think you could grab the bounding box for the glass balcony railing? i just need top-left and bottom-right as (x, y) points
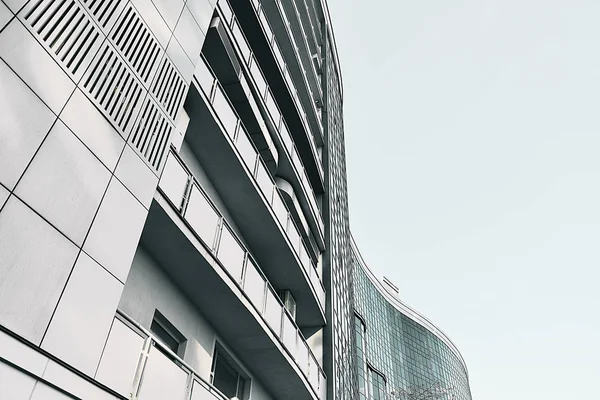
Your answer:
(96, 313), (327, 400)
(218, 2), (325, 237)
(220, 0), (324, 173)
(157, 149), (326, 396)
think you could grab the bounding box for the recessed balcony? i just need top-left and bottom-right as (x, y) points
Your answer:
(202, 15), (325, 250)
(182, 67), (326, 320)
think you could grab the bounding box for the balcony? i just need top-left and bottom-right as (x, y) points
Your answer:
(95, 313), (327, 400)
(227, 0), (325, 186)
(202, 14), (325, 250)
(177, 73), (326, 321)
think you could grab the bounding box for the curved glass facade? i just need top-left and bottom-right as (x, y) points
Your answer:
(351, 239), (472, 400)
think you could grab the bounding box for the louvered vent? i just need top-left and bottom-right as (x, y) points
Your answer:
(80, 0), (122, 31)
(129, 98), (173, 171)
(82, 43), (144, 134)
(151, 57), (187, 121)
(23, 0), (101, 77)
(109, 4), (162, 85)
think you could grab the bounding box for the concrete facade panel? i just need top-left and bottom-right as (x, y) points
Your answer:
(167, 35), (195, 82)
(2, 0), (26, 14)
(0, 330), (49, 376)
(0, 184), (8, 209)
(131, 0), (172, 49)
(29, 382), (71, 400)
(0, 197), (78, 344)
(42, 360), (117, 400)
(15, 120), (112, 246)
(0, 1), (13, 32)
(41, 253), (124, 376)
(0, 59), (56, 190)
(0, 361), (36, 400)
(115, 144), (159, 210)
(59, 89), (126, 172)
(83, 178), (148, 283)
(0, 20), (75, 115)
(150, 0), (185, 31)
(186, 0), (214, 36)
(174, 6), (204, 64)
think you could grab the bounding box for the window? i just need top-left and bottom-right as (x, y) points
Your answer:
(368, 367), (386, 400)
(211, 346), (247, 400)
(150, 310), (186, 357)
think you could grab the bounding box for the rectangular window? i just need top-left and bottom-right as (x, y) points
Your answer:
(211, 346), (247, 400)
(150, 310), (186, 357)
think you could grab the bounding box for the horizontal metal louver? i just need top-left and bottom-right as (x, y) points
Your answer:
(23, 0), (101, 77)
(82, 43), (144, 134)
(109, 4), (162, 85)
(129, 98), (173, 172)
(80, 0), (121, 31)
(151, 57), (187, 121)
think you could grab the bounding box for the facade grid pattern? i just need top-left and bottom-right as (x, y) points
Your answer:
(352, 252), (472, 400)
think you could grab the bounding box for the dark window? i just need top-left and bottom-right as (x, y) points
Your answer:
(211, 347), (246, 399)
(150, 310), (185, 356)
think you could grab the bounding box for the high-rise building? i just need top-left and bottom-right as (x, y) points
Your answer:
(0, 0), (472, 399)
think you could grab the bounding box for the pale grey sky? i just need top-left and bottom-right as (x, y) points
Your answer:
(327, 0), (600, 398)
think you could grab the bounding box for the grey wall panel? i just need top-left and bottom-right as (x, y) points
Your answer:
(186, 0), (214, 36)
(0, 185), (8, 209)
(41, 253), (124, 376)
(115, 144), (160, 210)
(151, 0), (185, 31)
(0, 361), (36, 400)
(0, 330), (49, 376)
(42, 360), (117, 400)
(0, 1), (13, 31)
(173, 6), (204, 64)
(119, 247), (216, 379)
(15, 121), (112, 246)
(60, 89), (126, 172)
(83, 178), (148, 283)
(3, 0), (26, 14)
(29, 382), (71, 400)
(131, 0), (172, 49)
(166, 36), (195, 82)
(0, 197), (78, 344)
(0, 20), (75, 115)
(0, 59), (56, 190)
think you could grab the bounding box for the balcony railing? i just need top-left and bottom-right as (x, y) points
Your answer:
(156, 149), (325, 397)
(220, 0), (324, 167)
(217, 6), (325, 237)
(194, 56), (326, 307)
(96, 313), (327, 400)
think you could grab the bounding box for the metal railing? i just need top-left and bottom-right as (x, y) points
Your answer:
(220, 0), (324, 171)
(219, 0), (325, 229)
(194, 55), (326, 307)
(95, 313), (327, 400)
(157, 147), (326, 395)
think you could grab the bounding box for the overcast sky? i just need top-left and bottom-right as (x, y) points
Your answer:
(326, 0), (600, 398)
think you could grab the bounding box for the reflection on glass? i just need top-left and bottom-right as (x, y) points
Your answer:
(282, 313), (297, 357)
(264, 288), (283, 335)
(159, 154), (188, 210)
(297, 337), (310, 376)
(184, 185), (220, 250)
(255, 162), (274, 204)
(235, 130), (257, 173)
(249, 59), (267, 98)
(137, 346), (188, 400)
(243, 259), (266, 312)
(217, 226), (246, 283)
(212, 86), (238, 139)
(272, 192), (289, 229)
(232, 21), (251, 64)
(195, 58), (214, 97)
